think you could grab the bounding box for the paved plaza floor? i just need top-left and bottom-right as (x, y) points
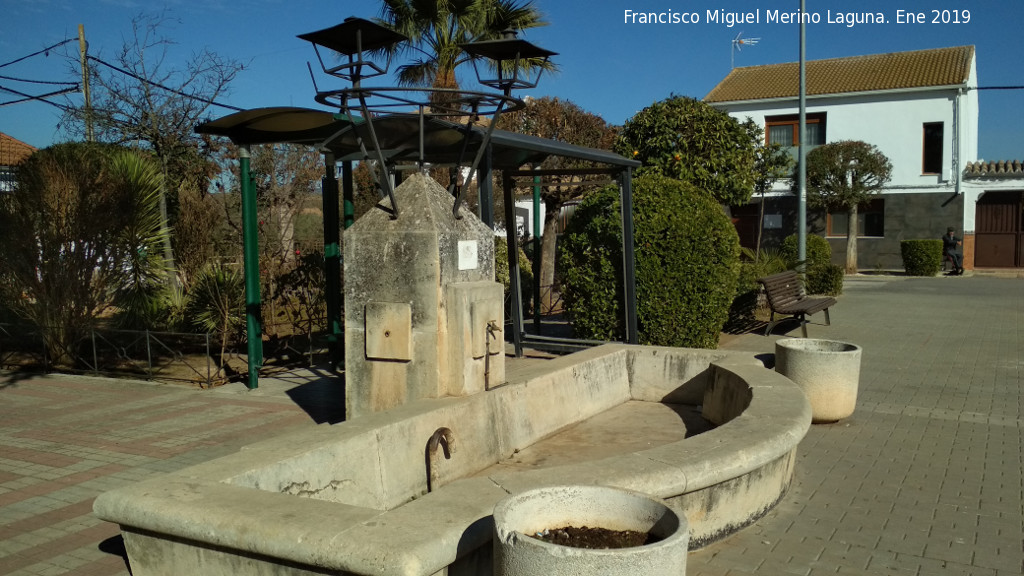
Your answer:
(1, 274), (1021, 575)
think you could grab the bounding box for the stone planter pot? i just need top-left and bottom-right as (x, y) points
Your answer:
(775, 338), (862, 423)
(493, 485), (689, 576)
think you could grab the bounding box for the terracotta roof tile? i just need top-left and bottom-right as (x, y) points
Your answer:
(964, 160), (1024, 179)
(705, 46), (974, 103)
(0, 132), (37, 166)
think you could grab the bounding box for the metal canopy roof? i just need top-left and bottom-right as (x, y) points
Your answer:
(195, 107), (639, 170)
(297, 18), (407, 56)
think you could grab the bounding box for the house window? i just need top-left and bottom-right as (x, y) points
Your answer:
(0, 167), (15, 194)
(922, 122), (944, 174)
(765, 113), (826, 147)
(827, 198), (884, 238)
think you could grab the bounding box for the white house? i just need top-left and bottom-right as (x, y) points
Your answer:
(703, 45), (1022, 270)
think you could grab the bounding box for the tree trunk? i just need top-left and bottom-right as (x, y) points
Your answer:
(845, 204), (859, 274)
(158, 154), (179, 288)
(539, 210), (559, 313)
(755, 192), (766, 260)
(275, 202), (296, 261)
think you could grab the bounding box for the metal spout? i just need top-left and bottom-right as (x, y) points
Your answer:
(425, 427), (456, 493)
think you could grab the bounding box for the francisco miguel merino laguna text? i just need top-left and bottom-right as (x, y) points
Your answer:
(622, 9), (959, 28)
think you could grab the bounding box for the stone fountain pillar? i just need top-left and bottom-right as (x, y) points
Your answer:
(344, 173), (505, 418)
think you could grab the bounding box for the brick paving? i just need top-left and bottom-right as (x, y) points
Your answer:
(0, 274), (1021, 575)
(0, 371), (340, 576)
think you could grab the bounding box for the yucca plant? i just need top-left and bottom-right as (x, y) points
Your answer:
(109, 151), (172, 329)
(187, 263), (245, 374)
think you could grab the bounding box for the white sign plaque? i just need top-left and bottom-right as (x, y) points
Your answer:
(458, 240), (479, 270)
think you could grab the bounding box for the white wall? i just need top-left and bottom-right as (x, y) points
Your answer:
(717, 86), (978, 194)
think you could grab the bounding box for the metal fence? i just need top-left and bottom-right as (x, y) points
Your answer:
(0, 323), (330, 387)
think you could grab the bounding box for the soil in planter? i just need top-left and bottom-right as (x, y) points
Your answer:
(526, 526), (663, 549)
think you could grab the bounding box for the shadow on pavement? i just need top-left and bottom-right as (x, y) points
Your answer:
(98, 535), (132, 574)
(284, 372), (346, 424)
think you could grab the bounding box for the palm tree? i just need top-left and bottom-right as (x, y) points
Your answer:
(378, 0), (553, 110)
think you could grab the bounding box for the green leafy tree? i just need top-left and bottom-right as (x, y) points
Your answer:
(0, 143), (167, 365)
(615, 95), (756, 205)
(742, 119), (794, 256)
(802, 140), (892, 274)
(378, 0), (553, 110)
(497, 96), (617, 312)
(559, 173), (740, 348)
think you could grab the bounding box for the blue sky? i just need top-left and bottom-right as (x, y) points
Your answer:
(1, 0), (1021, 160)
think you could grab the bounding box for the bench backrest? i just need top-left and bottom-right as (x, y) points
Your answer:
(757, 270), (807, 309)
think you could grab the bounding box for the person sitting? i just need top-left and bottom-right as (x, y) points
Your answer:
(942, 226), (964, 275)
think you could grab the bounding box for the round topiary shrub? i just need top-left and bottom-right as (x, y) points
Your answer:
(781, 233), (832, 268)
(558, 174), (740, 348)
(901, 239), (943, 276)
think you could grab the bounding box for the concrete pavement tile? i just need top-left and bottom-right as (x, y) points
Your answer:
(877, 530), (929, 557)
(970, 542), (1024, 573)
(924, 538), (976, 566)
(864, 549), (925, 574)
(916, 556), (996, 575)
(755, 559), (813, 575)
(833, 527), (882, 550)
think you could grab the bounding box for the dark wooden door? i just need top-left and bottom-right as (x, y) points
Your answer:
(975, 191), (1024, 268)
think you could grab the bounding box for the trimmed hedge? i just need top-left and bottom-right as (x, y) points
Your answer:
(780, 233), (843, 295)
(807, 263), (844, 296)
(558, 173), (740, 348)
(901, 239), (943, 276)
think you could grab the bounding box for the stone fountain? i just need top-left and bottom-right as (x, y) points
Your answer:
(93, 174), (812, 576)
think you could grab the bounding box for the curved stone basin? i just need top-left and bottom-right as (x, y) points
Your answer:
(93, 344), (811, 576)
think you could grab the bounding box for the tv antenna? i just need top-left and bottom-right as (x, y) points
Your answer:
(731, 32), (760, 69)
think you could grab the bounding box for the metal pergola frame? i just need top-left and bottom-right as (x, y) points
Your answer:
(196, 107), (640, 386)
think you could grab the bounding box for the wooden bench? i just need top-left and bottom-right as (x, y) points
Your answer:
(757, 270), (836, 337)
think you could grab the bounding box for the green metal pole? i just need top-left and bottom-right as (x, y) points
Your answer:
(532, 169), (542, 331)
(323, 154), (342, 367)
(239, 145), (263, 389)
(342, 161), (355, 229)
(797, 0), (808, 272)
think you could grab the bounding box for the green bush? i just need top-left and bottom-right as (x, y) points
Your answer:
(806, 263), (845, 296)
(780, 234), (842, 295)
(559, 174), (740, 348)
(495, 237), (534, 315)
(781, 233), (832, 268)
(614, 96), (756, 205)
(901, 239), (943, 276)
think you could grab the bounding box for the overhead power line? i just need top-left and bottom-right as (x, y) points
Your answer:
(0, 73), (78, 87)
(87, 55), (245, 112)
(0, 39), (76, 69)
(973, 85), (1024, 91)
(0, 84), (78, 109)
